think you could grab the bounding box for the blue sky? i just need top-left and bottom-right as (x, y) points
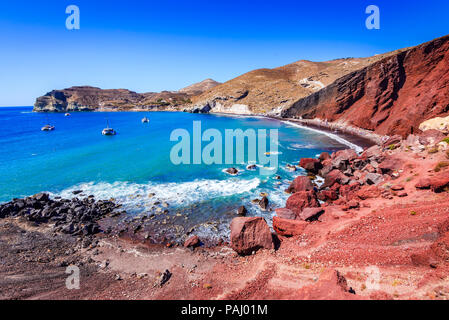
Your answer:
(0, 0), (448, 106)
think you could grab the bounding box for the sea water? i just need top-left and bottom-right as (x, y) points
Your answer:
(0, 107), (351, 239)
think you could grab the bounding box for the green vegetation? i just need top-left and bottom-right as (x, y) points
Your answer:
(428, 146), (439, 154)
(388, 144), (398, 150)
(441, 137), (449, 144)
(410, 211), (417, 216)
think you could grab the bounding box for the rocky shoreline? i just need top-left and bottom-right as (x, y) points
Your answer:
(1, 124), (449, 299)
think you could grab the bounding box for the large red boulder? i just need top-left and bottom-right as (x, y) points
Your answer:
(299, 158), (322, 174)
(378, 157), (403, 175)
(415, 172), (449, 193)
(230, 217), (274, 255)
(295, 270), (358, 300)
(356, 185), (382, 200)
(273, 216), (308, 237)
(286, 176), (314, 194)
(286, 191), (320, 217)
(184, 235), (200, 248)
(321, 170), (349, 189)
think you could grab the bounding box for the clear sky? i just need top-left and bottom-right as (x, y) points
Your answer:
(0, 0), (448, 106)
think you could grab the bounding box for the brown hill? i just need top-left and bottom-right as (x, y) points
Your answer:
(179, 78), (221, 95)
(282, 35), (449, 137)
(33, 79), (218, 112)
(191, 50), (405, 115)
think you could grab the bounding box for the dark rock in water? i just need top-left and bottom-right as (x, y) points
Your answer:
(246, 164), (257, 171)
(225, 168), (239, 175)
(237, 206), (247, 216)
(259, 196), (269, 211)
(72, 190), (83, 195)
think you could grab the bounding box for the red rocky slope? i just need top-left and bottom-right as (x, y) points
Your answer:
(282, 35), (449, 137)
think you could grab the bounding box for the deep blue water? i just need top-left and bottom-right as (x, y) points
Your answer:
(0, 107), (349, 238)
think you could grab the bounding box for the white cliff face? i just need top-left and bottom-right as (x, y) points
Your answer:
(211, 103), (251, 115)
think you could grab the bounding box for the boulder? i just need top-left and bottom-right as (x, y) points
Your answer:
(361, 145), (383, 159)
(275, 208), (296, 220)
(230, 217), (274, 255)
(237, 206), (247, 216)
(365, 173), (383, 185)
(321, 170), (349, 189)
(298, 208), (325, 221)
(259, 196), (269, 211)
(299, 158), (322, 174)
(356, 185), (382, 200)
(286, 191), (320, 217)
(332, 149), (358, 162)
(225, 168), (239, 175)
(184, 235), (200, 248)
(286, 176), (314, 194)
(378, 157), (403, 175)
(382, 135), (402, 148)
(339, 183), (361, 200)
(415, 172), (449, 193)
(273, 216), (308, 237)
(319, 152), (331, 161)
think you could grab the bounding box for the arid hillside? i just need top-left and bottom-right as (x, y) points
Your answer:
(191, 49), (405, 115)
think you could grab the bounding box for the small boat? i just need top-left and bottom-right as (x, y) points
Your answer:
(41, 114), (55, 131)
(102, 120), (116, 136)
(41, 124), (55, 131)
(65, 113), (71, 117)
(141, 116), (150, 123)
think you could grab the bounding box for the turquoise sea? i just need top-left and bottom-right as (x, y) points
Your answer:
(0, 107), (352, 239)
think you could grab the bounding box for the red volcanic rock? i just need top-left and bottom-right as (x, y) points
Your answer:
(356, 185), (382, 200)
(299, 158), (322, 174)
(339, 183), (361, 200)
(275, 208), (297, 220)
(295, 270), (357, 300)
(391, 184), (405, 191)
(415, 172), (449, 193)
(378, 157), (403, 175)
(298, 207), (325, 221)
(230, 217), (274, 255)
(321, 170), (349, 189)
(362, 145), (383, 159)
(332, 149), (358, 162)
(319, 152), (331, 161)
(283, 35), (449, 137)
(184, 235), (200, 248)
(273, 216), (308, 237)
(286, 191), (320, 217)
(317, 190), (339, 202)
(382, 135), (402, 148)
(286, 176), (314, 194)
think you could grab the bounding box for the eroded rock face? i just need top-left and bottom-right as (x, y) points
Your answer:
(282, 35), (449, 137)
(230, 217), (274, 255)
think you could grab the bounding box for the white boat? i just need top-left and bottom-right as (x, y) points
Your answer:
(65, 113), (71, 117)
(102, 120), (116, 136)
(41, 124), (55, 131)
(141, 116), (150, 123)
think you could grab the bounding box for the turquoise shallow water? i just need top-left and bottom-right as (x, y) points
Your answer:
(0, 107), (349, 238)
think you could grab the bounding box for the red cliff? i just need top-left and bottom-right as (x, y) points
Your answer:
(282, 35), (449, 137)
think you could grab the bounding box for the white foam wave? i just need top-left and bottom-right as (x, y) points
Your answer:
(283, 121), (363, 153)
(53, 178), (261, 209)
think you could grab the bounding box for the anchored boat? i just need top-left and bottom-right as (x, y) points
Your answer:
(141, 116), (150, 123)
(102, 120), (116, 136)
